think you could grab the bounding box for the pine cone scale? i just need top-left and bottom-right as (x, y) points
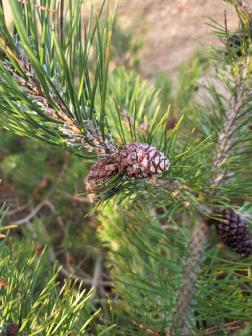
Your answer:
(117, 143), (169, 178)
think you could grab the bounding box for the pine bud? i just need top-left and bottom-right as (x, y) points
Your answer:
(215, 208), (252, 258)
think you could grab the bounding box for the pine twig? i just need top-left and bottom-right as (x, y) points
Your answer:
(210, 83), (245, 186)
(0, 40), (87, 148)
(7, 202), (31, 216)
(167, 67), (248, 335)
(10, 200), (51, 226)
(92, 256), (102, 294)
(8, 153), (69, 226)
(196, 319), (246, 335)
(49, 249), (111, 287)
(167, 220), (209, 336)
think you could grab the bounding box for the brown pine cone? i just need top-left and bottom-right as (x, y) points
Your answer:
(215, 208), (252, 258)
(85, 143), (170, 200)
(116, 143), (169, 178)
(86, 155), (119, 193)
(5, 323), (19, 336)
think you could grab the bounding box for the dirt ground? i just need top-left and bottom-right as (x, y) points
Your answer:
(117, 0), (238, 78)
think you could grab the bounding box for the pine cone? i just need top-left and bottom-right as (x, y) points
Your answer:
(5, 324), (19, 336)
(85, 143), (170, 199)
(116, 143), (169, 178)
(215, 208), (252, 258)
(86, 155), (119, 193)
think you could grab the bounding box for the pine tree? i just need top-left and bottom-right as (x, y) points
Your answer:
(0, 0), (252, 335)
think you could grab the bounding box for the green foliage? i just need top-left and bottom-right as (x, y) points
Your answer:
(98, 202), (252, 335)
(96, 1), (252, 335)
(0, 208), (115, 336)
(154, 70), (173, 113)
(175, 51), (209, 116)
(106, 67), (162, 146)
(111, 19), (142, 70)
(155, 51), (209, 115)
(0, 128), (105, 293)
(0, 137), (54, 197)
(0, 128), (89, 200)
(98, 204), (190, 335)
(111, 20), (132, 58)
(0, 0), (116, 157)
(192, 11), (252, 205)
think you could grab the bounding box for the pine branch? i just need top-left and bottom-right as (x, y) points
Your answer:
(167, 219), (209, 336)
(2, 55), (87, 148)
(0, 0), (117, 157)
(167, 39), (252, 336)
(167, 2), (252, 332)
(211, 69), (248, 186)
